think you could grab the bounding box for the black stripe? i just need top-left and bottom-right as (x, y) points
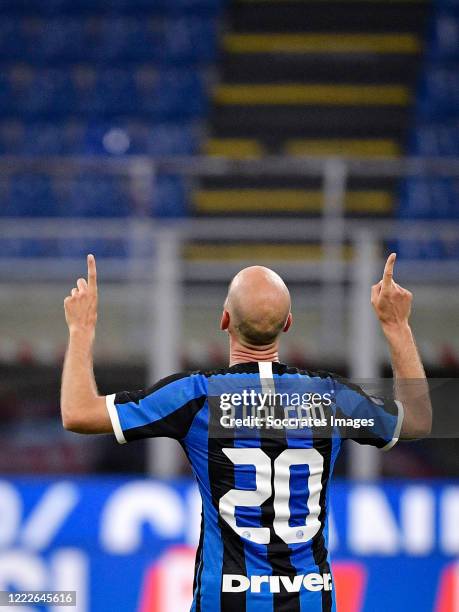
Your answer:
(115, 371), (190, 405)
(123, 396), (206, 441)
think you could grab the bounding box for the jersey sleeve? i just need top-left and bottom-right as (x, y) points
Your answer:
(332, 377), (404, 451)
(105, 372), (207, 444)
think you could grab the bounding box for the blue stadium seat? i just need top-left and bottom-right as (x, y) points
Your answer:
(21, 123), (65, 155)
(0, 18), (24, 60)
(5, 174), (58, 217)
(0, 0), (221, 227)
(84, 69), (137, 116)
(106, 0), (223, 13)
(0, 0), (224, 13)
(399, 177), (459, 220)
(435, 0), (459, 9)
(65, 174), (131, 217)
(418, 65), (459, 119)
(153, 175), (188, 216)
(0, 74), (12, 116)
(154, 0), (224, 12)
(146, 123), (199, 156)
(17, 69), (76, 117)
(396, 237), (447, 260)
(58, 237), (128, 259)
(11, 16), (216, 66)
(32, 18), (88, 63)
(0, 237), (58, 258)
(157, 17), (217, 64)
(430, 10), (459, 59)
(82, 123), (132, 155)
(138, 70), (207, 119)
(0, 120), (26, 154)
(14, 0), (105, 14)
(400, 4), (459, 259)
(411, 121), (459, 156)
(95, 18), (155, 62)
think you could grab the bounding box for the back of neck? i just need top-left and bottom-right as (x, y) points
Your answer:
(229, 337), (279, 366)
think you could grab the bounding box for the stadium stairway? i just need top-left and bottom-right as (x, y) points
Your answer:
(189, 0), (431, 263)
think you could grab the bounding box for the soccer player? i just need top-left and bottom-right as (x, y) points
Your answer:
(61, 253), (431, 612)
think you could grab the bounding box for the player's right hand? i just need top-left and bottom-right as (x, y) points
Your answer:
(64, 254), (98, 337)
(370, 252), (413, 329)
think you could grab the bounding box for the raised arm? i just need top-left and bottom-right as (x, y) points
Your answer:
(61, 254), (111, 434)
(371, 253), (432, 439)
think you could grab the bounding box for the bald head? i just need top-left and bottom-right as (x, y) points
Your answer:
(223, 266), (291, 346)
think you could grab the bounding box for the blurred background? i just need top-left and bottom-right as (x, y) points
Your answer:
(0, 0), (458, 609)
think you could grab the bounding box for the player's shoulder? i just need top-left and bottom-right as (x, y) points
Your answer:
(138, 369), (209, 401)
(304, 368), (369, 399)
(278, 363), (342, 382)
(277, 364), (361, 394)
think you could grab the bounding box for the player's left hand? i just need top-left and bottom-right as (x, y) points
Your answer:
(64, 254), (98, 337)
(371, 252), (413, 329)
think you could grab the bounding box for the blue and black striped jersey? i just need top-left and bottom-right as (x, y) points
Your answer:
(106, 361), (403, 612)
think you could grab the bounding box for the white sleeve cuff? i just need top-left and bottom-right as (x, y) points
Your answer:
(381, 400), (404, 452)
(106, 394), (127, 445)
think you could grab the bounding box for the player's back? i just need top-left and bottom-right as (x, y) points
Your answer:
(182, 361), (339, 612)
(108, 359), (401, 612)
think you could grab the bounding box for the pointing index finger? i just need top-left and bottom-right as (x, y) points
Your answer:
(87, 254), (97, 291)
(382, 252), (396, 291)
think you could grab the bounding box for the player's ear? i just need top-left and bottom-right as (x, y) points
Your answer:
(283, 312), (293, 333)
(220, 309), (230, 331)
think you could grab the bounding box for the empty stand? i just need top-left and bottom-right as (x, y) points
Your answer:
(0, 0), (223, 241)
(399, 0), (459, 257)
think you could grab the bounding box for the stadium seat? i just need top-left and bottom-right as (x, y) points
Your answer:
(17, 69), (76, 118)
(84, 69), (137, 117)
(153, 175), (188, 217)
(0, 237), (58, 257)
(411, 121), (459, 156)
(5, 174), (58, 217)
(430, 10), (459, 59)
(0, 0), (221, 227)
(157, 17), (217, 64)
(146, 123), (199, 156)
(0, 74), (13, 116)
(138, 70), (207, 119)
(108, 0), (224, 13)
(65, 174), (131, 217)
(0, 18), (24, 60)
(95, 18), (154, 62)
(57, 237), (128, 259)
(82, 123), (135, 155)
(399, 6), (459, 259)
(0, 0), (224, 15)
(32, 17), (88, 63)
(395, 237), (447, 260)
(11, 16), (217, 66)
(399, 177), (459, 220)
(21, 123), (65, 155)
(418, 65), (459, 119)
